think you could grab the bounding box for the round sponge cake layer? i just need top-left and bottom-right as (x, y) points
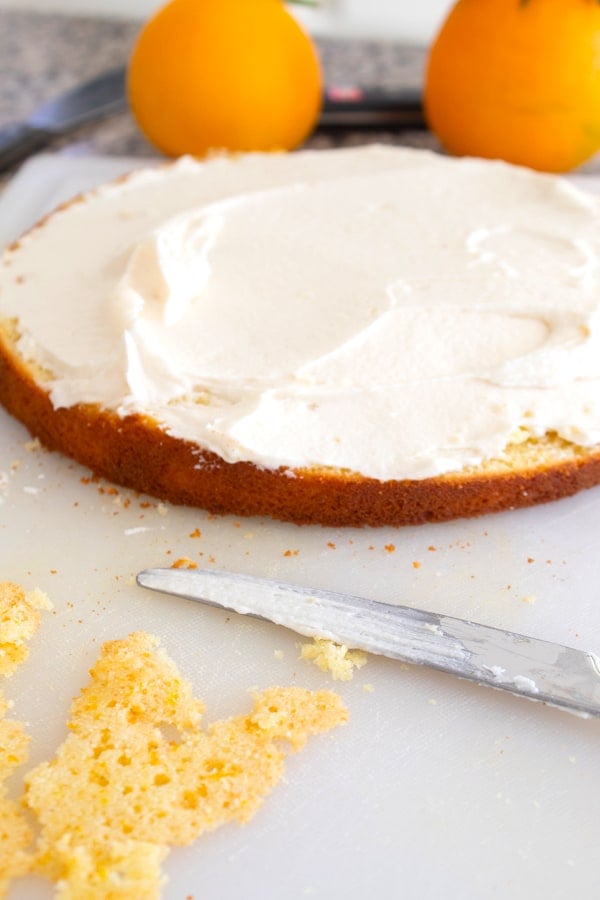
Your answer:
(1, 148), (600, 526)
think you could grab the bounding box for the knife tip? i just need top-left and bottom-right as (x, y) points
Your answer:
(136, 568), (157, 588)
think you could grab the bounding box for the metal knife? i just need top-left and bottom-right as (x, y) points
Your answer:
(0, 67), (425, 174)
(320, 85), (424, 129)
(0, 67), (127, 174)
(137, 567), (600, 719)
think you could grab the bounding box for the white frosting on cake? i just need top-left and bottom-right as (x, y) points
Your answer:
(3, 145), (600, 480)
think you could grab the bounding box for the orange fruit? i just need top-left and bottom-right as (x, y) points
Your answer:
(424, 0), (600, 173)
(128, 0), (322, 157)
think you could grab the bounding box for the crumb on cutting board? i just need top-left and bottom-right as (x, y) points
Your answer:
(299, 638), (368, 682)
(24, 438), (43, 453)
(0, 581), (52, 896)
(0, 582), (52, 678)
(170, 557), (198, 570)
(22, 632), (347, 898)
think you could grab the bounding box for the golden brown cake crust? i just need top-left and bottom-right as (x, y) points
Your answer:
(2, 318), (600, 526)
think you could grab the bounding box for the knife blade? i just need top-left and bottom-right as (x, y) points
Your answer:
(137, 566), (600, 719)
(320, 85), (424, 129)
(0, 67), (127, 174)
(0, 66), (425, 174)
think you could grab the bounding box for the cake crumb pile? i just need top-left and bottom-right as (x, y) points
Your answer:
(23, 631), (348, 898)
(300, 638), (368, 681)
(0, 582), (51, 676)
(0, 582), (51, 897)
(0, 587), (347, 897)
(0, 697), (31, 899)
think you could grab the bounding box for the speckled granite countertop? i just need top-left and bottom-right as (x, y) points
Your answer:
(3, 9), (600, 181)
(0, 9), (439, 170)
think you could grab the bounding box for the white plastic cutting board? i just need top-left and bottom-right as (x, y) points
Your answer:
(1, 154), (600, 900)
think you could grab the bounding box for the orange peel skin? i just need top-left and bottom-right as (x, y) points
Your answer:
(127, 0), (323, 157)
(425, 0), (600, 173)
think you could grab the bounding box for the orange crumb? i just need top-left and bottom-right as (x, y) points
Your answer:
(189, 528), (202, 539)
(139, 502), (151, 509)
(208, 555), (216, 564)
(527, 557), (535, 564)
(327, 542), (336, 549)
(384, 544), (395, 554)
(427, 545), (436, 552)
(412, 561), (421, 569)
(171, 558), (198, 570)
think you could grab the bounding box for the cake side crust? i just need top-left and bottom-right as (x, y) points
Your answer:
(2, 319), (600, 526)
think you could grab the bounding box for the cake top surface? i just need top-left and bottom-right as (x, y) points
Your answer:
(2, 145), (600, 480)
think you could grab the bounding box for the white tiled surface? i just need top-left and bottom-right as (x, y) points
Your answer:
(2, 150), (600, 900)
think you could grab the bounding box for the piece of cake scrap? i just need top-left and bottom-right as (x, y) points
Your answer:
(21, 631), (347, 898)
(300, 638), (368, 682)
(0, 581), (52, 898)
